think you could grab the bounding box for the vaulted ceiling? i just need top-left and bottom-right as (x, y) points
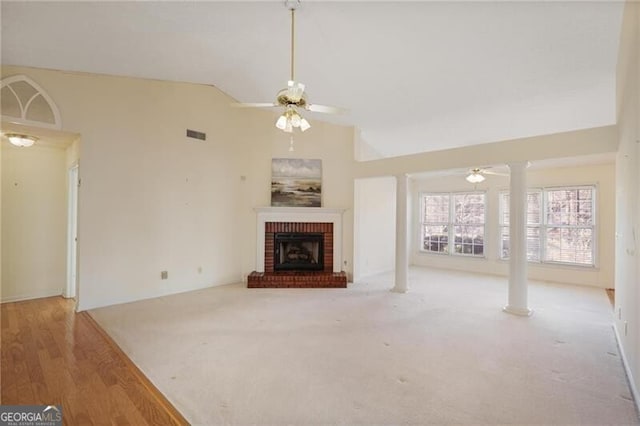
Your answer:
(1, 1), (624, 159)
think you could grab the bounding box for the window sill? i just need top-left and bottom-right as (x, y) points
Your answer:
(497, 258), (599, 271)
(417, 250), (487, 260)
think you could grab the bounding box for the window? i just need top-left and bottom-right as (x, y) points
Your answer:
(421, 192), (485, 257)
(500, 186), (595, 266)
(421, 194), (449, 254)
(499, 191), (542, 261)
(545, 187), (595, 265)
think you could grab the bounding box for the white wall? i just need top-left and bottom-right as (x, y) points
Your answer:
(353, 176), (396, 280)
(354, 128), (384, 162)
(0, 66), (246, 310)
(1, 142), (67, 301)
(1, 66), (355, 310)
(614, 1), (640, 402)
(411, 163), (616, 288)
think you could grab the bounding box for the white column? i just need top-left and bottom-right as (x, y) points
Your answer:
(503, 162), (532, 316)
(392, 174), (409, 293)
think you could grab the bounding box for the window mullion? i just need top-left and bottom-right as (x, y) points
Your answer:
(541, 189), (547, 262)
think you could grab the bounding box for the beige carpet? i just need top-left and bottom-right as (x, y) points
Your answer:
(90, 267), (638, 425)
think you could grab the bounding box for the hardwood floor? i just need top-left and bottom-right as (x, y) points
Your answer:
(606, 288), (615, 308)
(1, 296), (189, 425)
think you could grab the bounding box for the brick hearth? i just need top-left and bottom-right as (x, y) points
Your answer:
(247, 271), (347, 288)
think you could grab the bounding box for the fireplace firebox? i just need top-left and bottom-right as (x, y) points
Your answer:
(274, 232), (323, 272)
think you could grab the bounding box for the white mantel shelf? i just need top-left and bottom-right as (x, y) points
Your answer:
(254, 207), (347, 214)
(254, 207), (347, 273)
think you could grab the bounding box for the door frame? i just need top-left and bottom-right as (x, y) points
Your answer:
(65, 163), (79, 299)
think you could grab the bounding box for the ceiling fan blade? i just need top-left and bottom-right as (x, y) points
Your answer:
(305, 104), (346, 114)
(231, 102), (278, 108)
(483, 170), (509, 177)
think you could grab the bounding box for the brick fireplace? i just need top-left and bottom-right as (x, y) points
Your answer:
(248, 207), (348, 288)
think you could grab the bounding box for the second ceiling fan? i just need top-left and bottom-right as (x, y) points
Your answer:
(235, 0), (343, 133)
(465, 167), (508, 183)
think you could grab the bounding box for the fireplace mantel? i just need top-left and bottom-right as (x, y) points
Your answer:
(255, 207), (346, 273)
(254, 207), (347, 215)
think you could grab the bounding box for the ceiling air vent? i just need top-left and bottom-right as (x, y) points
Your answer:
(186, 129), (206, 141)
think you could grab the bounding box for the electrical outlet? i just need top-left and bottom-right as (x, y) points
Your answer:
(161, 271), (168, 280)
(197, 266), (202, 274)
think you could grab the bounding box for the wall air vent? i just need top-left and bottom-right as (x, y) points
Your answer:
(186, 129), (206, 141)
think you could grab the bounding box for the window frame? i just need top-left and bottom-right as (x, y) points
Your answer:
(419, 191), (487, 258)
(498, 189), (543, 263)
(542, 185), (597, 267)
(499, 185), (597, 268)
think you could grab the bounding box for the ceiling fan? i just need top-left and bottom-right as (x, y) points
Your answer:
(233, 0), (344, 133)
(465, 167), (508, 183)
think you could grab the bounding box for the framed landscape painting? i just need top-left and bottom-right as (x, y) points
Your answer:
(271, 158), (322, 207)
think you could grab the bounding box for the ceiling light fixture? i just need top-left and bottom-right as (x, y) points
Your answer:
(233, 0), (343, 139)
(466, 170), (486, 183)
(276, 105), (311, 133)
(274, 2), (311, 133)
(5, 133), (38, 147)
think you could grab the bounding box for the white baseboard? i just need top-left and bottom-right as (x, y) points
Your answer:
(613, 323), (640, 416)
(1, 289), (63, 304)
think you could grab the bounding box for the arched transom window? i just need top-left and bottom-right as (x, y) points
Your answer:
(1, 75), (62, 130)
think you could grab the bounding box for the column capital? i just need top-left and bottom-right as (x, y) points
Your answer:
(507, 161), (531, 170)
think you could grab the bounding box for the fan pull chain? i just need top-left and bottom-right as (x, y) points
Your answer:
(289, 135), (295, 152)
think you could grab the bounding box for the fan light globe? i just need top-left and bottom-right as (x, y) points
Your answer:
(276, 115), (288, 130)
(275, 106), (312, 132)
(466, 172), (485, 183)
